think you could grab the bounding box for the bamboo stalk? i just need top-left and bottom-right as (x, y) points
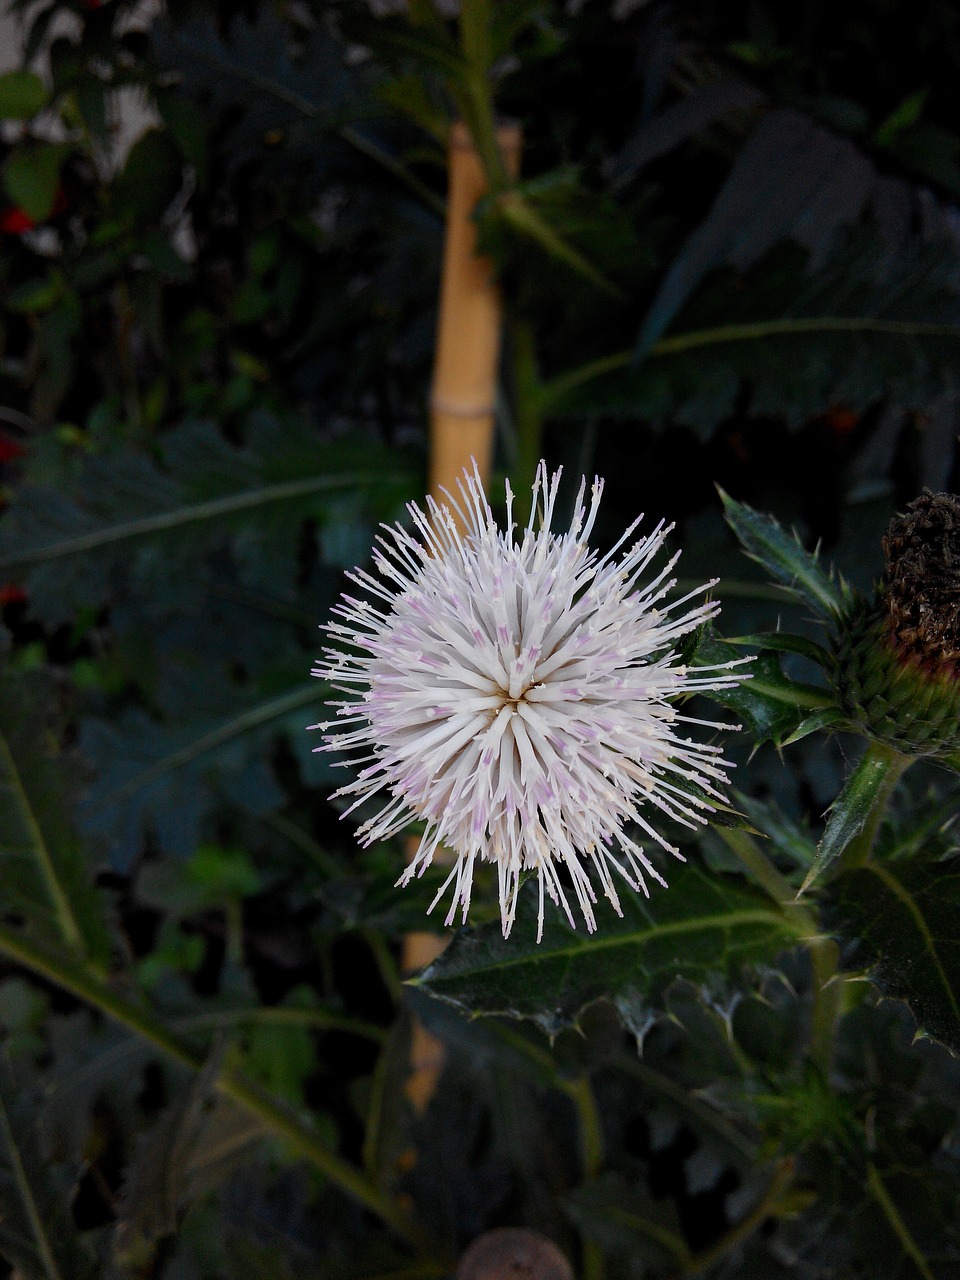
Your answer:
(403, 118), (521, 1114)
(428, 118), (522, 506)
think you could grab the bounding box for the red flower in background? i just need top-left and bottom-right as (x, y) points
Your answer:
(0, 435), (26, 465)
(0, 207), (36, 235)
(0, 186), (69, 237)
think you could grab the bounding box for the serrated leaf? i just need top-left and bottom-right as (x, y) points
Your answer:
(541, 226), (960, 434)
(415, 865), (802, 1034)
(0, 673), (109, 962)
(637, 110), (877, 355)
(609, 79), (765, 184)
(779, 706), (846, 745)
(76, 685), (313, 867)
(719, 490), (849, 617)
(826, 858), (960, 1055)
(0, 417), (418, 626)
(800, 747), (908, 895)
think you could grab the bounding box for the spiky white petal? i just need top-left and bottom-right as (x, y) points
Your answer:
(312, 462), (747, 939)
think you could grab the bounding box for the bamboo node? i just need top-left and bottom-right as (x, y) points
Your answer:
(430, 397), (497, 418)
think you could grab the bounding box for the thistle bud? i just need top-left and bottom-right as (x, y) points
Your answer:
(832, 491), (960, 756)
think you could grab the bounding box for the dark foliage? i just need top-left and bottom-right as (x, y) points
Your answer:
(1, 1), (959, 1277)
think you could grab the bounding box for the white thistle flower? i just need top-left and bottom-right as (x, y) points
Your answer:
(312, 462), (746, 940)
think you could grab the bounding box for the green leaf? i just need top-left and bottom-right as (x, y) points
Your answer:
(718, 490), (849, 618)
(113, 1044), (229, 1268)
(0, 70), (47, 120)
(137, 844), (261, 918)
(494, 190), (628, 299)
(691, 629), (838, 748)
(726, 631), (834, 669)
(800, 746), (909, 894)
(636, 110), (879, 355)
(3, 144), (68, 222)
(825, 858), (960, 1055)
(540, 230), (960, 434)
(873, 90), (928, 147)
(0, 417), (418, 624)
(0, 1073), (96, 1280)
(0, 672), (109, 962)
(6, 273), (65, 314)
(415, 864), (802, 1034)
(113, 128), (184, 223)
(733, 794), (817, 873)
(779, 705), (846, 745)
(77, 681), (323, 867)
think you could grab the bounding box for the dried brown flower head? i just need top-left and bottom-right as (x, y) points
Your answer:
(832, 490), (960, 757)
(882, 489), (960, 677)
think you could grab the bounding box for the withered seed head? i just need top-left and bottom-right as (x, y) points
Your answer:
(831, 490), (960, 756)
(881, 489), (960, 677)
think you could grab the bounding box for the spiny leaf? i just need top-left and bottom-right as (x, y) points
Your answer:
(690, 629), (838, 748)
(718, 490), (850, 618)
(415, 865), (803, 1035)
(0, 423), (411, 567)
(825, 858), (960, 1056)
(800, 746), (908, 895)
(726, 631), (834, 669)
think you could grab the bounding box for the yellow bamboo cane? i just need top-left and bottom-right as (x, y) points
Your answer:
(429, 118), (522, 506)
(403, 118), (521, 1115)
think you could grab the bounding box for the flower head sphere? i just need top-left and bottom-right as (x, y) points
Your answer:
(312, 463), (746, 940)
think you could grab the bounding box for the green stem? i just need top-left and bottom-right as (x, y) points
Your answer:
(224, 898), (243, 968)
(716, 828), (815, 931)
(561, 1074), (605, 1280)
(0, 735), (86, 958)
(0, 926), (435, 1256)
(836, 741), (910, 873)
(363, 928), (405, 1007)
(808, 936), (842, 1076)
(866, 1163), (935, 1280)
(681, 1158), (795, 1276)
(562, 1074), (603, 1180)
(455, 1), (507, 188)
(257, 810), (340, 877)
(510, 320), (543, 525)
(537, 350), (631, 411)
(717, 828), (841, 1072)
(0, 1088), (63, 1280)
(174, 1007), (388, 1044)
